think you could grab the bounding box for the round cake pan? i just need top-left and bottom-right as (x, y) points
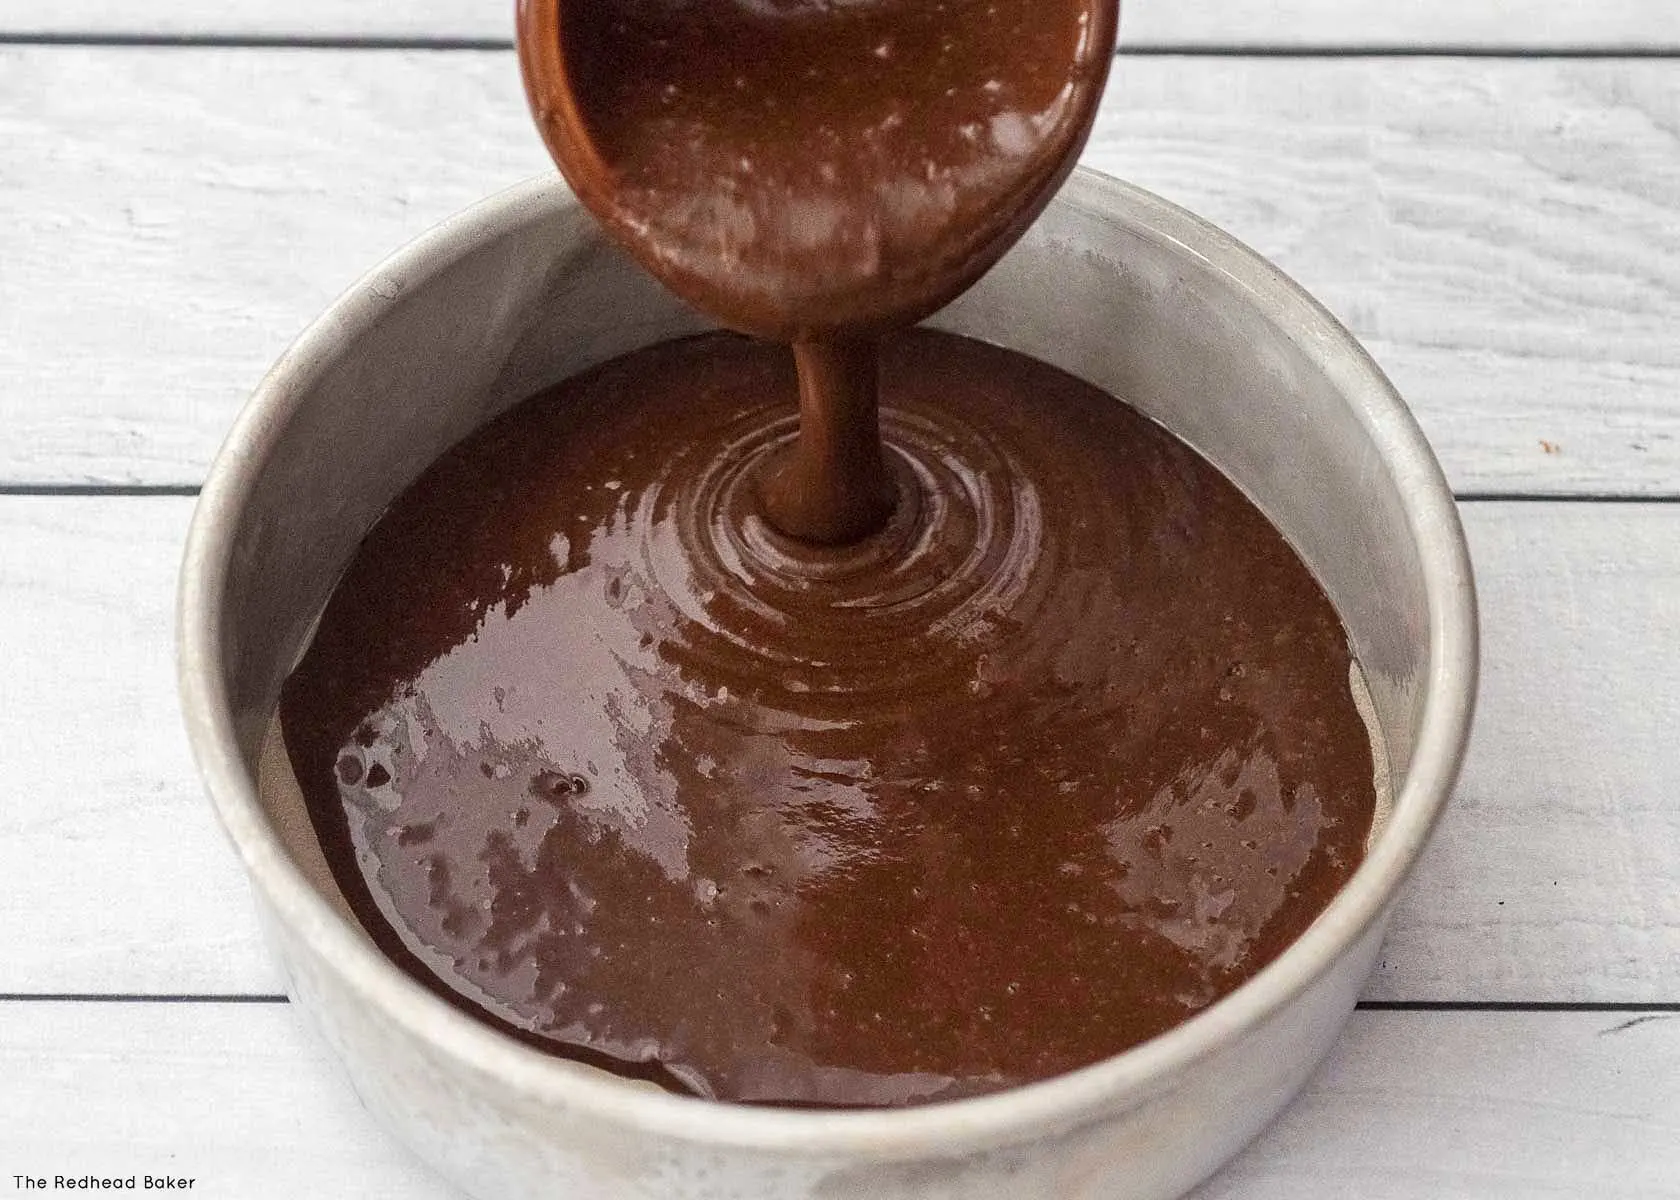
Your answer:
(178, 169), (1477, 1200)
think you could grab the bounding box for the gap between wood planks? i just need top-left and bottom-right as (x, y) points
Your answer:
(2, 34), (1680, 57)
(1, 994), (1677, 1013)
(3, 486), (1677, 503)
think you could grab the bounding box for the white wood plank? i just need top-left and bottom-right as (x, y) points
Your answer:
(1190, 1010), (1680, 1199)
(0, 1001), (456, 1198)
(1371, 501), (1680, 1001)
(0, 0), (512, 42)
(2, 497), (1676, 1000)
(3, 49), (1680, 493)
(3, 0), (1679, 51)
(0, 498), (277, 994)
(0, 47), (550, 487)
(1, 1003), (1674, 1197)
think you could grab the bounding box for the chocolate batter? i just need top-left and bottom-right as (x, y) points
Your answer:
(280, 330), (1378, 1107)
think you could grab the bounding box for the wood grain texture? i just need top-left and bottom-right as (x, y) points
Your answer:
(2, 497), (1676, 1000)
(1376, 502), (1680, 1001)
(3, 48), (1680, 492)
(0, 497), (276, 993)
(1, 1002), (1675, 1198)
(3, 0), (1679, 51)
(0, 1001), (454, 1198)
(1191, 1009), (1680, 1199)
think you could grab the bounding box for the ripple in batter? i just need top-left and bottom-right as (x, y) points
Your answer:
(280, 329), (1377, 1108)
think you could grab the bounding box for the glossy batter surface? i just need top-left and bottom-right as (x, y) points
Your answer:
(281, 330), (1376, 1107)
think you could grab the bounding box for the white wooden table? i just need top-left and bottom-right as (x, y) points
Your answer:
(3, 3), (1678, 1196)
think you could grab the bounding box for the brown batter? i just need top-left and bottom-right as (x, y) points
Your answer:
(280, 330), (1377, 1107)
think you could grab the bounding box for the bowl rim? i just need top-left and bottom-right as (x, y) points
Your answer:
(177, 167), (1478, 1159)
